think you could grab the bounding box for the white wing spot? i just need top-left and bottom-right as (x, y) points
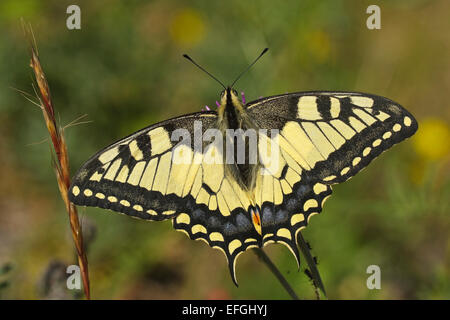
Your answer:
(108, 196), (118, 203)
(372, 139), (382, 147)
(363, 147), (372, 157)
(404, 116), (412, 127)
(83, 189), (93, 197)
(120, 200), (130, 207)
(383, 131), (392, 140)
(95, 193), (105, 199)
(352, 157), (361, 166)
(72, 186), (80, 196)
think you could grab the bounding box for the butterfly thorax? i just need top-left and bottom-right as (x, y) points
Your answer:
(218, 88), (261, 193)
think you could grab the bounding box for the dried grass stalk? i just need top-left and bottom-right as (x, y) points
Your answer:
(28, 31), (90, 300)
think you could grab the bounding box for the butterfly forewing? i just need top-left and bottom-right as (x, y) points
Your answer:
(247, 91), (418, 184)
(70, 112), (218, 219)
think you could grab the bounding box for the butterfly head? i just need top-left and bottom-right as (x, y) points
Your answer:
(219, 86), (240, 105)
(217, 86), (246, 122)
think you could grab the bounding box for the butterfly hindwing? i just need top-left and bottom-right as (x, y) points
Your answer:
(172, 174), (261, 285)
(254, 158), (332, 267)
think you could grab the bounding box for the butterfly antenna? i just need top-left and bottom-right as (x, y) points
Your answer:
(231, 48), (269, 87)
(183, 54), (226, 89)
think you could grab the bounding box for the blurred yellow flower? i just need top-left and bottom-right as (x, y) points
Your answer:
(305, 30), (332, 63)
(413, 118), (450, 161)
(170, 8), (205, 47)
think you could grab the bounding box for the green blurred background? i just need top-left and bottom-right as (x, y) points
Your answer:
(0, 0), (449, 299)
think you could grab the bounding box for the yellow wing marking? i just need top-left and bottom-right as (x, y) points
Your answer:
(281, 121), (324, 168)
(376, 111), (390, 122)
(302, 122), (335, 158)
(297, 96), (322, 120)
(148, 127), (172, 155)
(330, 97), (341, 118)
(166, 145), (194, 196)
(317, 122), (346, 149)
(175, 213), (190, 225)
(290, 213), (304, 226)
(139, 157), (158, 190)
(210, 232), (224, 242)
(115, 165), (129, 183)
(228, 239), (242, 255)
(152, 152), (172, 194)
(348, 116), (367, 133)
(129, 140), (144, 161)
(98, 146), (119, 164)
(261, 173), (274, 205)
(104, 159), (121, 180)
(127, 161), (146, 186)
(352, 108), (377, 125)
(202, 145), (224, 193)
(350, 96), (374, 108)
(330, 119), (356, 139)
(258, 133), (286, 178)
(276, 228), (292, 240)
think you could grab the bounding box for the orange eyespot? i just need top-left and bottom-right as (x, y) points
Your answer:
(250, 207), (262, 235)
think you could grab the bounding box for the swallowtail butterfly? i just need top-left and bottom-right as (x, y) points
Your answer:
(69, 49), (418, 285)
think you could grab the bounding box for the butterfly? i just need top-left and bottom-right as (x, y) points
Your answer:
(69, 49), (418, 285)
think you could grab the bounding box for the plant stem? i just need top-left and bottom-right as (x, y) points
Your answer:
(297, 232), (326, 299)
(253, 248), (299, 300)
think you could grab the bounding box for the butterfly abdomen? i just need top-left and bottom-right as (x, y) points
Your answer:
(218, 88), (262, 191)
